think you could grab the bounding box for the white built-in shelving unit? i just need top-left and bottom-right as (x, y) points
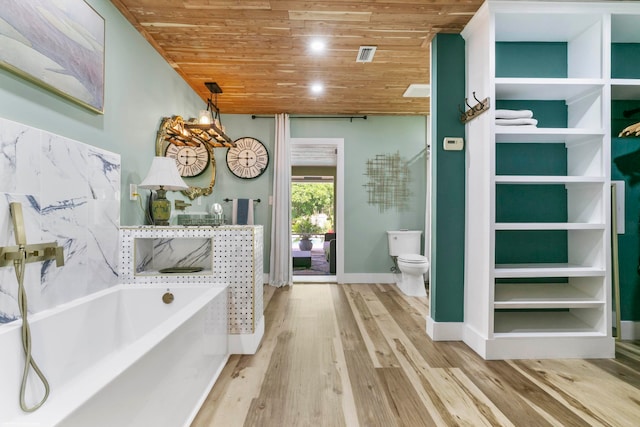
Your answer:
(460, 0), (640, 359)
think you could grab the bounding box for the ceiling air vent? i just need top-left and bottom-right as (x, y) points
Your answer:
(356, 46), (377, 63)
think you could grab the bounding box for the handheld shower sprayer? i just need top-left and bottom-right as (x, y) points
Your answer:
(0, 202), (65, 412)
(10, 202), (27, 247)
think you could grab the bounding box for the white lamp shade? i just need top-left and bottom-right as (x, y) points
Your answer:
(139, 157), (189, 191)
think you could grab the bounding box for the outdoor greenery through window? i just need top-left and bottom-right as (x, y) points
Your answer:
(291, 182), (334, 245)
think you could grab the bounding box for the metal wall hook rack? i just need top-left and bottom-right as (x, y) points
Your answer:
(459, 92), (490, 124)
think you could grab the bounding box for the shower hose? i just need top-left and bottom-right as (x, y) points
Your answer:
(14, 246), (50, 412)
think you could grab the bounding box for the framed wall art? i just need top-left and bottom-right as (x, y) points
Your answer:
(0, 0), (105, 113)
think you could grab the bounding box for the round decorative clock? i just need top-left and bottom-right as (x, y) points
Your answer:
(226, 137), (269, 179)
(164, 142), (210, 177)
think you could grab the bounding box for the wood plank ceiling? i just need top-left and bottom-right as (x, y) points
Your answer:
(110, 1), (483, 115)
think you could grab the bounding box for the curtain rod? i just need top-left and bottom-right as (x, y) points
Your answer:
(223, 198), (261, 203)
(251, 115), (367, 121)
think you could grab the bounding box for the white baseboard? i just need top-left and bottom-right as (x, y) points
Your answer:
(293, 275), (336, 283)
(340, 273), (395, 284)
(483, 336), (615, 360)
(461, 325), (615, 360)
(462, 324), (488, 358)
(263, 273), (397, 284)
(426, 317), (464, 341)
(620, 321), (640, 340)
(228, 316), (265, 354)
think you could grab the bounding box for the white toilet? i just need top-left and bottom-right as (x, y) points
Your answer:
(387, 230), (429, 297)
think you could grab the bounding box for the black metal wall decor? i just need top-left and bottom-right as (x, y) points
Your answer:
(363, 151), (411, 212)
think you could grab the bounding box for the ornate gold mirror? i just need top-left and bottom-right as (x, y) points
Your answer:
(155, 115), (235, 200)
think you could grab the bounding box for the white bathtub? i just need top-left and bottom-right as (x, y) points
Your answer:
(0, 284), (228, 427)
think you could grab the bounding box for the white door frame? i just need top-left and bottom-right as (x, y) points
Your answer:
(290, 137), (344, 283)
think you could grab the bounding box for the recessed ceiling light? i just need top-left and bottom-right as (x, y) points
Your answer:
(310, 40), (325, 52)
(311, 83), (324, 94)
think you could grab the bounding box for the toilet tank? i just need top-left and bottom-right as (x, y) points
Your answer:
(386, 230), (421, 256)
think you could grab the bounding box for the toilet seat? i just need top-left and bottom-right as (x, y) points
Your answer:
(398, 254), (428, 264)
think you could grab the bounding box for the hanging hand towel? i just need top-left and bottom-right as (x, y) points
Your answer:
(495, 109), (534, 119)
(232, 198), (254, 225)
(495, 118), (538, 126)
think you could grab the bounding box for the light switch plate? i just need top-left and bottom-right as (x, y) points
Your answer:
(443, 137), (464, 151)
(129, 184), (138, 200)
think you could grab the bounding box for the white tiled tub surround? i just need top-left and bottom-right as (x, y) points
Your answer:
(0, 117), (121, 323)
(119, 225), (264, 351)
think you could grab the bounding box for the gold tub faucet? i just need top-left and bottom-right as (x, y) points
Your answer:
(0, 203), (65, 268)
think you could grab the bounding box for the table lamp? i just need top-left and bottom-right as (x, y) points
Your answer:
(139, 157), (189, 226)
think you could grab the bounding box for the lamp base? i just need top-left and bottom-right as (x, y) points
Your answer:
(151, 188), (171, 226)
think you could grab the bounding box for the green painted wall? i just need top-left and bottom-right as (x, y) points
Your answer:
(612, 43), (640, 79)
(213, 116), (427, 275)
(495, 42), (567, 78)
(0, 1), (427, 278)
(430, 34), (466, 322)
(612, 101), (640, 322)
(191, 114), (275, 271)
(196, 115), (426, 276)
(494, 100), (569, 267)
(0, 0), (204, 228)
(609, 49), (640, 322)
(290, 117), (427, 274)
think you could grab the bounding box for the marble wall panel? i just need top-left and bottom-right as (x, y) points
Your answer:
(134, 237), (213, 273)
(0, 118), (120, 323)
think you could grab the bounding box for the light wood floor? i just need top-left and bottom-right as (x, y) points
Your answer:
(191, 284), (640, 426)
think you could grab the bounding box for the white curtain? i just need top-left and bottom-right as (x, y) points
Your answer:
(269, 113), (292, 287)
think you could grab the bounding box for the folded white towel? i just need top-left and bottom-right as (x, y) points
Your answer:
(495, 109), (534, 119)
(495, 124), (538, 128)
(495, 118), (538, 126)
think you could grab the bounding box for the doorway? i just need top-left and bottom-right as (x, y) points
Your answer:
(291, 174), (335, 277)
(290, 138), (344, 283)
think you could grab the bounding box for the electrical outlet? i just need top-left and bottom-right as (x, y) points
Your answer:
(129, 184), (138, 201)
